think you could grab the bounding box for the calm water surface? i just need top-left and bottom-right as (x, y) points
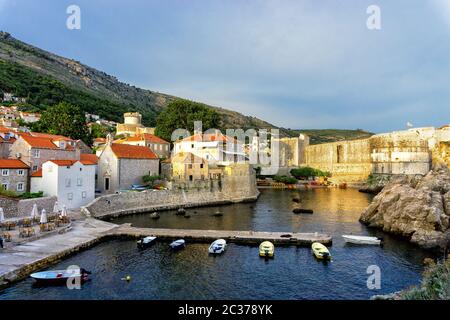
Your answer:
(0, 189), (434, 300)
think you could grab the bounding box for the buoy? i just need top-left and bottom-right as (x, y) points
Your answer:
(121, 275), (132, 282)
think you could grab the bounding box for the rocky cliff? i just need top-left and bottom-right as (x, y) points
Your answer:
(360, 165), (450, 249)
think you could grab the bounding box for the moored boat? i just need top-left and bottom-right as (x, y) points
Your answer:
(208, 239), (227, 254)
(259, 241), (275, 258)
(137, 236), (157, 249)
(169, 239), (186, 250)
(342, 235), (382, 245)
(312, 242), (331, 260)
(30, 268), (91, 285)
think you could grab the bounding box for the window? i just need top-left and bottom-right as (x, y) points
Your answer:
(17, 169), (25, 176)
(77, 178), (83, 186)
(33, 149), (40, 158)
(17, 183), (24, 192)
(32, 166), (38, 172)
(188, 164), (193, 169)
(1, 169), (9, 176)
(1, 183), (8, 191)
(191, 144), (194, 149)
(105, 178), (110, 191)
(67, 193), (73, 200)
(65, 178), (71, 187)
(189, 175), (193, 181)
(82, 191), (87, 199)
(200, 164), (204, 169)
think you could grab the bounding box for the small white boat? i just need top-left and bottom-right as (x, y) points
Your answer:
(169, 239), (186, 250)
(342, 235), (382, 245)
(30, 268), (91, 284)
(209, 239), (227, 254)
(137, 236), (157, 249)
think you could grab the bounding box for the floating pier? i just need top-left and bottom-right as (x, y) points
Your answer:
(112, 224), (332, 246)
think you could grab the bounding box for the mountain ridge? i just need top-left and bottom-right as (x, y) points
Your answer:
(0, 31), (373, 143)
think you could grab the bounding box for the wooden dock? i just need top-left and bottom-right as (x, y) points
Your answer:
(111, 224), (332, 246)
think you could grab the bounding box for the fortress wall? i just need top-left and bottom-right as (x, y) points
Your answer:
(305, 139), (372, 183)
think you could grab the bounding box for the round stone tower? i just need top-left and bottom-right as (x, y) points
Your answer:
(124, 112), (142, 125)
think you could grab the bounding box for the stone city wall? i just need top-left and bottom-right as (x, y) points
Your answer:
(83, 164), (258, 219)
(0, 196), (57, 219)
(305, 139), (372, 183)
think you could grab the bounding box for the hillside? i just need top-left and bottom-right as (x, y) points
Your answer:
(0, 31), (371, 143)
(0, 31), (279, 132)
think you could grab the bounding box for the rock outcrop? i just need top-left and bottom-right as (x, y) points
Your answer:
(360, 166), (450, 249)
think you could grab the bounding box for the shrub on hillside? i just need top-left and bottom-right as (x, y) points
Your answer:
(402, 257), (450, 300)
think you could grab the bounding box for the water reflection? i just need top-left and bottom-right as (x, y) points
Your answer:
(0, 188), (435, 300)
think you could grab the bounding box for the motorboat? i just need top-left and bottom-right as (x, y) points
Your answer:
(137, 236), (157, 249)
(30, 268), (91, 284)
(169, 239), (186, 250)
(208, 239), (227, 254)
(342, 235), (382, 245)
(259, 241), (275, 258)
(312, 242), (331, 260)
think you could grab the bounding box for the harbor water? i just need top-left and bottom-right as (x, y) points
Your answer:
(0, 188), (433, 300)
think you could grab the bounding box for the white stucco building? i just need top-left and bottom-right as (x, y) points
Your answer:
(173, 132), (246, 165)
(30, 159), (96, 209)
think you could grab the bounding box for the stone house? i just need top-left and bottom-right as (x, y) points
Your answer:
(114, 133), (170, 159)
(97, 141), (159, 194)
(0, 159), (29, 193)
(9, 133), (79, 174)
(171, 152), (209, 182)
(173, 132), (246, 165)
(30, 160), (95, 209)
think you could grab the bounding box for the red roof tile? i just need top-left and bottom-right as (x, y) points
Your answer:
(180, 133), (235, 143)
(0, 159), (29, 169)
(111, 144), (158, 159)
(31, 169), (42, 177)
(80, 153), (98, 165)
(48, 160), (78, 166)
(20, 135), (74, 150)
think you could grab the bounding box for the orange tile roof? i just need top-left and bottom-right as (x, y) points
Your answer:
(180, 133), (235, 143)
(48, 160), (78, 166)
(116, 134), (169, 144)
(111, 143), (158, 159)
(20, 135), (74, 150)
(0, 126), (13, 133)
(0, 159), (29, 169)
(21, 135), (59, 149)
(29, 132), (73, 142)
(31, 169), (42, 177)
(80, 153), (98, 165)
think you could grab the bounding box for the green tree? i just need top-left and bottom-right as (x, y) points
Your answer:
(155, 99), (220, 142)
(90, 123), (107, 138)
(35, 102), (91, 144)
(290, 167), (331, 179)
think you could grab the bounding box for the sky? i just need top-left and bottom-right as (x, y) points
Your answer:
(1, 0), (450, 133)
